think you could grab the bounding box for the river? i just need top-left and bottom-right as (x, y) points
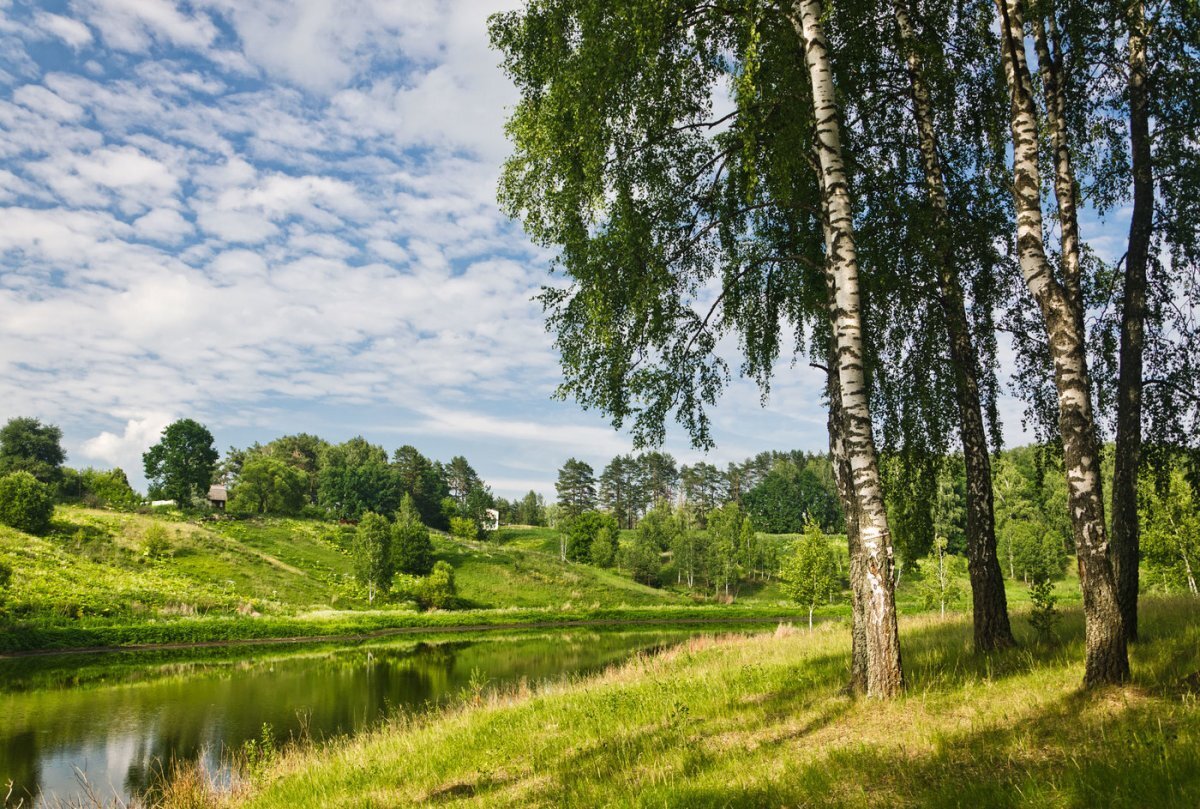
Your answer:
(0, 628), (745, 807)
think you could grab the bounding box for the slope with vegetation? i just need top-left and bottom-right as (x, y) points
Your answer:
(175, 597), (1200, 809)
(0, 508), (802, 653)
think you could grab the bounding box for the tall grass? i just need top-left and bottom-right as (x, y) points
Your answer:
(175, 596), (1200, 809)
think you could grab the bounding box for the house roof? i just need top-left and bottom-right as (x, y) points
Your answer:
(208, 484), (228, 502)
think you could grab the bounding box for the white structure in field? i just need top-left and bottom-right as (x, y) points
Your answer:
(483, 508), (500, 531)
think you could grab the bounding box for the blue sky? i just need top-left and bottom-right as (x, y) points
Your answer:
(0, 0), (1105, 498)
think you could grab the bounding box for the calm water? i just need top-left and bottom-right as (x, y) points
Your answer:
(0, 629), (721, 807)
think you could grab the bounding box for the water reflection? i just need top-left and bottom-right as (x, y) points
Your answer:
(0, 630), (714, 806)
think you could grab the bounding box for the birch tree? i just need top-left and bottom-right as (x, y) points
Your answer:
(492, 0), (981, 695)
(994, 0), (1128, 685)
(1084, 0), (1200, 642)
(794, 0), (903, 696)
(887, 0), (1014, 652)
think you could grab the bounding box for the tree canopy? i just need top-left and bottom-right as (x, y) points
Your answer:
(0, 417), (66, 485)
(143, 419), (218, 506)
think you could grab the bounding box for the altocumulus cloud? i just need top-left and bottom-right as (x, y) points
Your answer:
(0, 0), (837, 496)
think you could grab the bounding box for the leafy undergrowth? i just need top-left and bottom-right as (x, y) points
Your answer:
(193, 596), (1200, 809)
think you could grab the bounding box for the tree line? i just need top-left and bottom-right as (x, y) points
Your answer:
(553, 450), (842, 533)
(1, 414), (1196, 614)
(490, 0), (1199, 692)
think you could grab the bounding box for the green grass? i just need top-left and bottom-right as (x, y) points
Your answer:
(0, 507), (362, 624)
(443, 527), (687, 608)
(207, 595), (1200, 809)
(0, 509), (1104, 656)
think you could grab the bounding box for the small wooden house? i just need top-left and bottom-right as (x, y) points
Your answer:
(208, 484), (228, 510)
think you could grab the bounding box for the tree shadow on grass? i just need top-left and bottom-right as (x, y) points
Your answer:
(642, 599), (1200, 808)
(611, 680), (1199, 809)
(894, 597), (1200, 696)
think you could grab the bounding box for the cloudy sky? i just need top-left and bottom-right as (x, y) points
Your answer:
(0, 0), (1096, 498)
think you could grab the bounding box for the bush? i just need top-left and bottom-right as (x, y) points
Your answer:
(143, 523), (172, 559)
(449, 516), (477, 541)
(418, 561), (457, 609)
(620, 535), (662, 586)
(392, 497), (434, 576)
(591, 525), (618, 568)
(0, 471), (55, 535)
(80, 467), (142, 510)
(562, 511), (619, 563)
(1028, 578), (1060, 643)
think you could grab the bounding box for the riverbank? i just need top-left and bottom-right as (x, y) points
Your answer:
(0, 604), (811, 656)
(181, 596), (1200, 809)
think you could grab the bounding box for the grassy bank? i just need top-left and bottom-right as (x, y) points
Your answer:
(194, 596), (1200, 809)
(0, 603), (807, 655)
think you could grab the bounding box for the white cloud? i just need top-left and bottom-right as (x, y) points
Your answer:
(411, 408), (631, 455)
(13, 84), (86, 121)
(133, 207), (193, 243)
(4, 0), (1020, 499)
(33, 12), (94, 49)
(80, 413), (173, 471)
(72, 0), (217, 52)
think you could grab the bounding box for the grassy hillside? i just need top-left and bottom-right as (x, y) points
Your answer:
(0, 507), (359, 623)
(0, 509), (1091, 654)
(199, 596), (1200, 809)
(0, 511), (768, 652)
(0, 511), (686, 621)
(440, 529), (687, 608)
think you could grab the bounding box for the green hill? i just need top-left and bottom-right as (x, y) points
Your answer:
(438, 527), (687, 608)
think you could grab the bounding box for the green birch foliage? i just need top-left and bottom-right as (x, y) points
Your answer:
(352, 512), (393, 604)
(780, 519), (837, 625)
(490, 1), (830, 450)
(706, 501), (748, 595)
(1140, 466), (1200, 595)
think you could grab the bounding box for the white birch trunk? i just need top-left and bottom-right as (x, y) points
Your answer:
(995, 0), (1128, 685)
(796, 0), (903, 698)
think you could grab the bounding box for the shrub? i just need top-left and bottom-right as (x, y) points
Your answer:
(620, 534), (662, 586)
(417, 561), (457, 609)
(590, 525), (618, 568)
(0, 560), (11, 599)
(353, 512), (393, 605)
(393, 496), (434, 575)
(0, 471), (55, 535)
(449, 516), (477, 541)
(80, 467), (142, 510)
(143, 523), (172, 559)
(562, 511), (619, 564)
(1028, 578), (1060, 643)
